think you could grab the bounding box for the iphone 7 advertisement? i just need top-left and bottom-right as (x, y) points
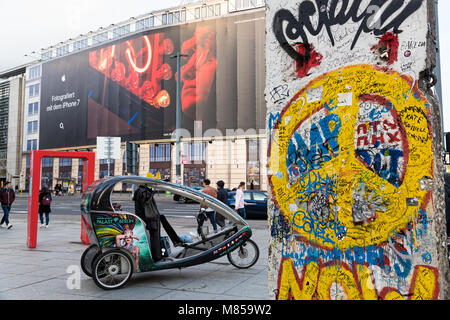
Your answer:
(39, 11), (265, 149)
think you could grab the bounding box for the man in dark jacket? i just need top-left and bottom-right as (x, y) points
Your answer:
(216, 180), (228, 229)
(133, 185), (162, 262)
(0, 182), (15, 229)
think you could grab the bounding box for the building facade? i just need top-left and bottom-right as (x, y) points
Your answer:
(0, 65), (27, 189)
(15, 0), (268, 192)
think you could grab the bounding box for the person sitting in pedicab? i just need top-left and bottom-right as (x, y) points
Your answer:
(116, 229), (141, 270)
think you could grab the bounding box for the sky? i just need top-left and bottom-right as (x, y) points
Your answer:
(0, 0), (449, 129)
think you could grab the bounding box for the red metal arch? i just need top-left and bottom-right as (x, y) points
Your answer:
(27, 150), (95, 248)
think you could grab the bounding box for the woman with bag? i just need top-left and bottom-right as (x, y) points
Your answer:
(39, 187), (52, 228)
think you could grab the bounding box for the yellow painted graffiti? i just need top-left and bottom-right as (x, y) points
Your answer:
(409, 266), (439, 300)
(269, 64), (433, 250)
(277, 258), (319, 300)
(277, 259), (439, 300)
(316, 264), (361, 300)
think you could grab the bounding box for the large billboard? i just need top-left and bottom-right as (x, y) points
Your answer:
(39, 10), (265, 149)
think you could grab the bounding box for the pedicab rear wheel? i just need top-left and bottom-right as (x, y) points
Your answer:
(80, 244), (101, 277)
(227, 239), (259, 269)
(92, 249), (134, 290)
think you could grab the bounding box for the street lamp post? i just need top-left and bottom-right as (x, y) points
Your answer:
(171, 52), (188, 185)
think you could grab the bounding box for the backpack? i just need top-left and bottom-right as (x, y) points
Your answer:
(42, 194), (51, 206)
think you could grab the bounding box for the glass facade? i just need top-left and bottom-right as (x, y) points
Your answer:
(73, 39), (88, 51)
(113, 25), (130, 39)
(0, 82), (9, 152)
(41, 157), (54, 188)
(99, 158), (115, 178)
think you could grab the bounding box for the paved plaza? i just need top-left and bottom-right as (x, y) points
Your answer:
(0, 213), (270, 300)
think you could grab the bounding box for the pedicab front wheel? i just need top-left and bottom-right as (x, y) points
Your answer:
(227, 239), (259, 269)
(80, 244), (101, 277)
(92, 249), (134, 290)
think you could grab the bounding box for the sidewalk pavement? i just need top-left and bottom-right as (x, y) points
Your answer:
(0, 215), (270, 300)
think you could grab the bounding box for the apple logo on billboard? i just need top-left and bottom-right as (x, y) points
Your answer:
(61, 74), (66, 82)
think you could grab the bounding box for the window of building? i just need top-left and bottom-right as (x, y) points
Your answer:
(183, 167), (206, 186)
(113, 24), (130, 39)
(174, 11), (180, 23)
(235, 0), (242, 9)
(92, 32), (108, 45)
(136, 17), (153, 31)
(41, 51), (52, 61)
(59, 158), (72, 179)
(99, 159), (114, 165)
(215, 4), (221, 16)
(41, 171), (53, 190)
(208, 5), (214, 17)
(168, 12), (173, 24)
(42, 158), (54, 168)
(27, 120), (38, 135)
(162, 13), (167, 25)
(195, 7), (200, 19)
(28, 102), (39, 116)
(183, 142), (206, 163)
(73, 39), (88, 51)
(0, 82), (8, 152)
(99, 159), (115, 178)
(201, 6), (207, 18)
(0, 83), (8, 98)
(28, 66), (40, 80)
(28, 84), (40, 98)
(150, 144), (171, 162)
(56, 44), (70, 57)
(27, 139), (38, 151)
(181, 10), (186, 22)
(59, 158), (72, 167)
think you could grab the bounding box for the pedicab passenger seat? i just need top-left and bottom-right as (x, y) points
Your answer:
(159, 214), (238, 259)
(178, 225), (238, 253)
(160, 214), (185, 247)
(159, 215), (237, 247)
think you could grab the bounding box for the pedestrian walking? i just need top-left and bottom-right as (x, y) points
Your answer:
(39, 187), (52, 228)
(0, 182), (15, 229)
(234, 181), (247, 220)
(196, 179), (218, 237)
(216, 180), (228, 229)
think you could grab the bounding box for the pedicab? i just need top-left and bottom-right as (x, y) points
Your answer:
(80, 176), (259, 290)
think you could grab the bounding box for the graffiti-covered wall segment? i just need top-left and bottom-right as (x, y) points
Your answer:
(266, 0), (447, 300)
